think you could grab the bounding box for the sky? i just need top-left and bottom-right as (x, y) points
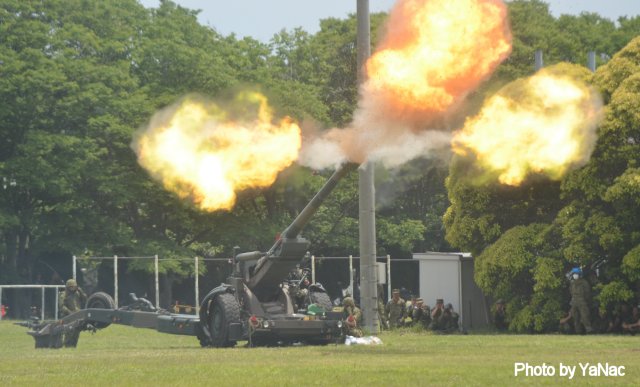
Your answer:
(138, 0), (640, 42)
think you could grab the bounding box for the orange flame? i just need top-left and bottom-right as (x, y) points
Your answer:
(452, 69), (602, 185)
(363, 0), (511, 122)
(302, 0), (513, 168)
(133, 92), (301, 211)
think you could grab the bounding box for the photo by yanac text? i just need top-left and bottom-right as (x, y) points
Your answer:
(514, 362), (626, 379)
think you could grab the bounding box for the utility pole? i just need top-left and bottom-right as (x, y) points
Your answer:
(534, 49), (544, 71)
(357, 0), (380, 334)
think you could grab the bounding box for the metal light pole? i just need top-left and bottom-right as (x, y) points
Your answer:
(587, 51), (596, 72)
(357, 0), (379, 334)
(534, 49), (544, 71)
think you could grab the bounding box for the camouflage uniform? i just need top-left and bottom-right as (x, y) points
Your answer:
(570, 276), (593, 334)
(493, 300), (508, 331)
(342, 297), (363, 337)
(432, 304), (459, 333)
(444, 308), (460, 333)
(428, 299), (445, 330)
(411, 300), (424, 325)
(58, 279), (87, 347)
(385, 290), (406, 329)
(419, 305), (432, 329)
(404, 300), (414, 326)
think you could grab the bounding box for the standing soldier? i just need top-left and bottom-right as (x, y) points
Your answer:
(569, 267), (593, 334)
(385, 289), (406, 329)
(493, 299), (508, 331)
(58, 279), (87, 347)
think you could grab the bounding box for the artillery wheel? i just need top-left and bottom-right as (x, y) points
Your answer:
(309, 291), (332, 312)
(209, 293), (240, 348)
(85, 292), (116, 329)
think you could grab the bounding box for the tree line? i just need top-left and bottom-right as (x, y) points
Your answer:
(0, 0), (638, 325)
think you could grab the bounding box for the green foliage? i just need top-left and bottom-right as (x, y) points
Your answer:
(377, 218), (426, 254)
(447, 33), (640, 333)
(475, 224), (548, 300)
(622, 244), (640, 282)
(595, 280), (634, 312)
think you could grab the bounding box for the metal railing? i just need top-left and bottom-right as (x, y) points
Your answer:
(0, 285), (65, 321)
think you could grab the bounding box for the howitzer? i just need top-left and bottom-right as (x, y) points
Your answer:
(198, 162), (357, 347)
(23, 163), (356, 348)
(234, 162), (358, 295)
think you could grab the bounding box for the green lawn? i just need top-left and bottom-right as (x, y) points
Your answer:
(0, 321), (637, 386)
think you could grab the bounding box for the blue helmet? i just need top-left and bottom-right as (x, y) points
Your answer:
(571, 267), (582, 275)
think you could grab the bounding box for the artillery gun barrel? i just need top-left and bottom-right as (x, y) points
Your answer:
(281, 162), (358, 239)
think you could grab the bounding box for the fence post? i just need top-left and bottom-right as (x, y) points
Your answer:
(114, 255), (118, 308)
(41, 286), (45, 321)
(55, 287), (59, 320)
(72, 255), (77, 280)
(195, 256), (199, 314)
(154, 254), (159, 308)
(348, 255), (354, 296)
(311, 255), (316, 284)
(387, 254), (391, 301)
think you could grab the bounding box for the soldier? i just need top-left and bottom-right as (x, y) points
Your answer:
(58, 279), (87, 347)
(442, 303), (460, 333)
(404, 297), (415, 326)
(569, 267), (593, 334)
(385, 289), (406, 329)
(428, 298), (445, 330)
(420, 303), (432, 329)
(493, 299), (508, 331)
(342, 297), (363, 337)
(411, 298), (426, 328)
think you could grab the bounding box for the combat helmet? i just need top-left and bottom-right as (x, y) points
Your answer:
(66, 279), (77, 288)
(343, 297), (355, 308)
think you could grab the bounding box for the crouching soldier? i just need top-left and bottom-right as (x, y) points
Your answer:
(342, 297), (363, 337)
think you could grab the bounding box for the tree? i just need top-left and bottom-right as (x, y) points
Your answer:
(445, 37), (640, 331)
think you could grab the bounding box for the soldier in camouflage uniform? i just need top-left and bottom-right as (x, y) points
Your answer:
(58, 279), (87, 347)
(342, 297), (363, 337)
(404, 298), (415, 326)
(442, 303), (460, 333)
(420, 303), (432, 329)
(411, 298), (430, 329)
(384, 289), (405, 329)
(569, 267), (593, 334)
(493, 299), (508, 331)
(428, 298), (445, 330)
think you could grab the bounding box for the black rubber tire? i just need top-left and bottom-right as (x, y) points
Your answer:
(85, 292), (116, 329)
(209, 293), (240, 348)
(309, 291), (332, 312)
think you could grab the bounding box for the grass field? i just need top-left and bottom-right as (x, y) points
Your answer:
(0, 321), (637, 386)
